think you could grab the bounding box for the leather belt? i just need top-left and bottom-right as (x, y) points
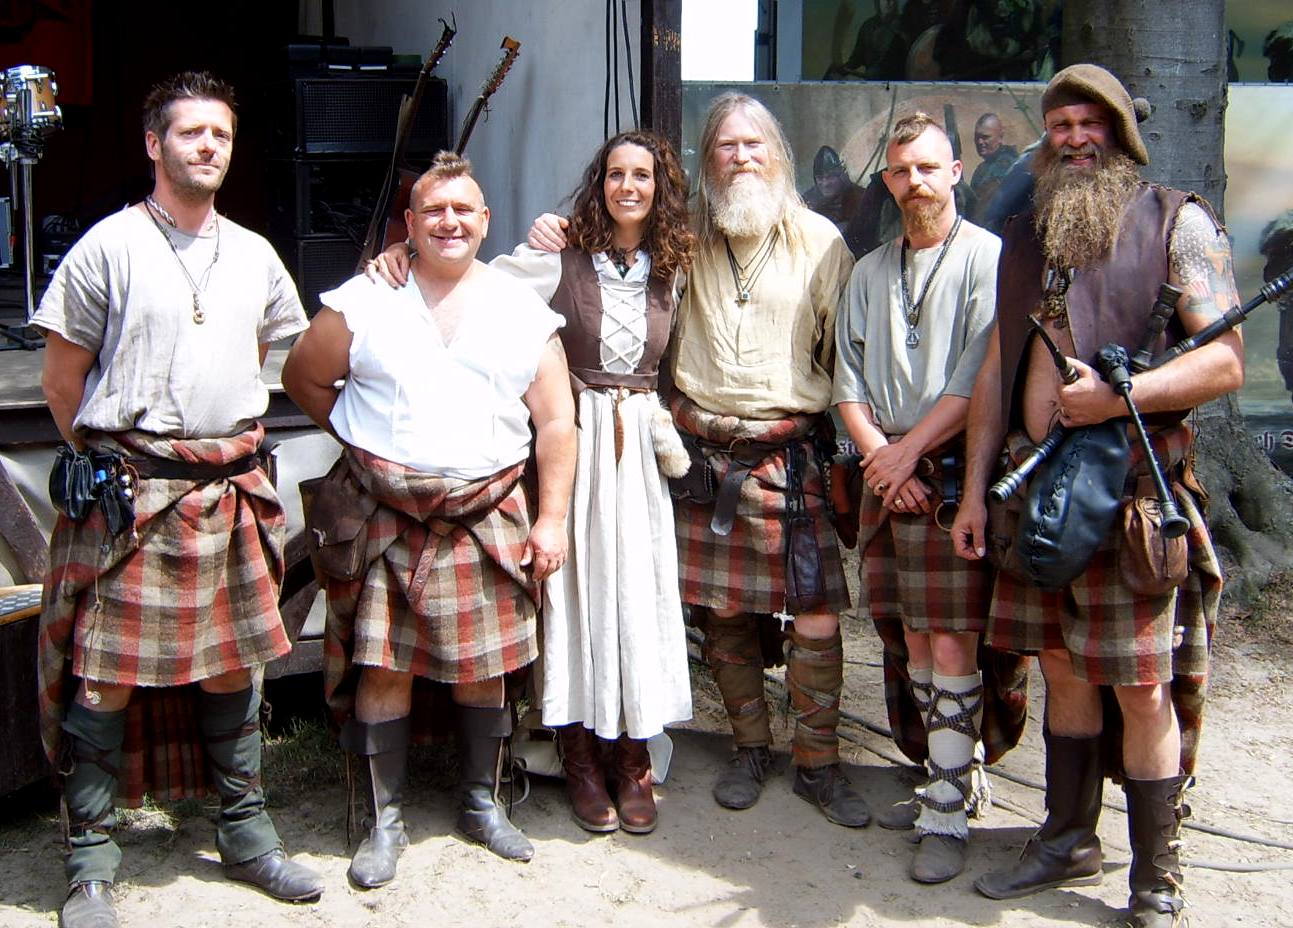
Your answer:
(126, 454), (258, 481)
(710, 445), (780, 536)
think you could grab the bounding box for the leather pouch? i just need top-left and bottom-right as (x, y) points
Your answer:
(668, 432), (715, 504)
(49, 443), (97, 521)
(784, 511), (826, 613)
(828, 456), (862, 550)
(986, 489), (1024, 578)
(299, 458), (378, 582)
(1118, 482), (1189, 596)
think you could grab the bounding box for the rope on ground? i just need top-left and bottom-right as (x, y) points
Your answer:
(683, 629), (1293, 862)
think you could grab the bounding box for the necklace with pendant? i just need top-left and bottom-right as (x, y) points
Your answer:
(144, 200), (220, 324)
(725, 229), (779, 305)
(899, 215), (962, 349)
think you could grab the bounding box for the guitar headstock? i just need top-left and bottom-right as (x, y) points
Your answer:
(481, 36), (521, 97)
(422, 15), (457, 78)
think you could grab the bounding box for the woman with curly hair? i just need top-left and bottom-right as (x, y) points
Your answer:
(490, 131), (696, 835)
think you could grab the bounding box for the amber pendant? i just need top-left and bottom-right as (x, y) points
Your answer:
(192, 294), (205, 325)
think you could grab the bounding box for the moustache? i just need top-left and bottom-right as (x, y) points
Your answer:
(1060, 144), (1100, 162)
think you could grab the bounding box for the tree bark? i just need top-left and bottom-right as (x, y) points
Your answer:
(1062, 0), (1293, 608)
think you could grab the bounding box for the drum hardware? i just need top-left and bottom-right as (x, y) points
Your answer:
(1, 65), (63, 350)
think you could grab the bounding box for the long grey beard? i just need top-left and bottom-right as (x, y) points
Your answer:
(1033, 149), (1140, 269)
(709, 173), (785, 239)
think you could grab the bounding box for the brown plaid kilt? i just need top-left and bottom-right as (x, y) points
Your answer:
(671, 400), (849, 615)
(856, 469), (991, 634)
(323, 448), (538, 719)
(37, 424), (288, 805)
(986, 423), (1221, 775)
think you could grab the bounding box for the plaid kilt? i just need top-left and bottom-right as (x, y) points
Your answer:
(986, 423), (1221, 775)
(323, 448), (538, 720)
(856, 474), (991, 634)
(671, 400), (849, 615)
(37, 424), (288, 805)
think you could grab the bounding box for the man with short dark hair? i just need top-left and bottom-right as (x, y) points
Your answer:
(835, 111), (1001, 884)
(969, 113), (1018, 212)
(953, 64), (1243, 928)
(283, 151), (576, 882)
(34, 71), (322, 928)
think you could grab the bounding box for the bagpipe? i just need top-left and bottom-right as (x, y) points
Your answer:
(988, 268), (1293, 589)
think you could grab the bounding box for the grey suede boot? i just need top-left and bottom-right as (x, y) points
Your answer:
(339, 716), (411, 888)
(456, 704), (533, 862)
(60, 701), (126, 928)
(199, 687), (323, 901)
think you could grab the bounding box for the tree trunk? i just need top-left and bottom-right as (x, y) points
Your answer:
(1063, 0), (1293, 608)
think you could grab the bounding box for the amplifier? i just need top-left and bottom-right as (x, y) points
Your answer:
(271, 76), (449, 156)
(279, 235), (363, 315)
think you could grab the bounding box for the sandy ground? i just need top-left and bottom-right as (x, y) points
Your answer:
(3, 577), (1292, 928)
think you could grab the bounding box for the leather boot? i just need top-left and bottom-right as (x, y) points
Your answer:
(558, 724), (617, 833)
(611, 735), (657, 834)
(60, 881), (117, 928)
(792, 764), (871, 828)
(712, 745), (773, 810)
(1123, 775), (1189, 928)
(703, 611), (774, 809)
(339, 716), (411, 888)
(60, 702), (125, 928)
(974, 729), (1104, 900)
(456, 704), (534, 862)
(200, 688), (323, 901)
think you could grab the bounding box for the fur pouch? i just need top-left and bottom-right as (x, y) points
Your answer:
(650, 403), (691, 479)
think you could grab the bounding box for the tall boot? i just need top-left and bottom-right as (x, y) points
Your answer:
(787, 628), (870, 828)
(456, 704), (534, 862)
(974, 727), (1104, 899)
(702, 611), (773, 810)
(557, 724), (617, 833)
(339, 716), (411, 888)
(611, 735), (657, 834)
(60, 701), (125, 928)
(199, 687), (323, 901)
(1123, 775), (1189, 928)
(909, 672), (983, 884)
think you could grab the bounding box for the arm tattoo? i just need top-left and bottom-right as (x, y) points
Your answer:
(545, 332), (568, 362)
(1168, 202), (1240, 324)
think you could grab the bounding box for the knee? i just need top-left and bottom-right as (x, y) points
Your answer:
(452, 677), (504, 708)
(792, 611), (838, 640)
(928, 632), (977, 675)
(198, 668), (254, 695)
(77, 679), (132, 713)
(1114, 683), (1172, 722)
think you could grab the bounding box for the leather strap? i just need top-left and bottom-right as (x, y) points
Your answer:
(127, 453), (257, 481)
(711, 458), (760, 536)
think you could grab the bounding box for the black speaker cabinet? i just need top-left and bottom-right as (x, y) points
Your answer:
(280, 235), (363, 315)
(272, 76), (449, 156)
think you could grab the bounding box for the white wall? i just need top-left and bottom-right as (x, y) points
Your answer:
(317, 0), (642, 259)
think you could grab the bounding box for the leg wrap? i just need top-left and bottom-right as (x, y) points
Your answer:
(914, 672), (983, 840)
(785, 628), (843, 769)
(199, 687), (281, 865)
(702, 611), (771, 747)
(61, 701), (126, 886)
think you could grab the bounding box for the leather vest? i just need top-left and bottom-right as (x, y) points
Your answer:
(996, 184), (1218, 426)
(549, 247), (673, 390)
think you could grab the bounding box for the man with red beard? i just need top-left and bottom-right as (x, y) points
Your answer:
(952, 65), (1243, 928)
(834, 113), (1001, 883)
(533, 93), (862, 825)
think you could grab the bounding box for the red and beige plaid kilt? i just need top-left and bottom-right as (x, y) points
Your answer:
(37, 424), (288, 805)
(671, 402), (848, 615)
(986, 424), (1221, 775)
(323, 449), (538, 718)
(857, 486), (991, 634)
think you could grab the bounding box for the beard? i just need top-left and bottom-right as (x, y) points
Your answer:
(160, 145), (229, 200)
(1032, 143), (1140, 269)
(900, 191), (947, 241)
(707, 169), (785, 238)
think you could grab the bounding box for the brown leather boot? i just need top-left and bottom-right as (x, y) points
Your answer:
(1123, 775), (1189, 928)
(611, 735), (657, 834)
(558, 725), (618, 833)
(974, 729), (1104, 900)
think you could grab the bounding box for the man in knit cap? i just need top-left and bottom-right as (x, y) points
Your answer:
(952, 64), (1243, 927)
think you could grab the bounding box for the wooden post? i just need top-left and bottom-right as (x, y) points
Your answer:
(641, 0), (683, 150)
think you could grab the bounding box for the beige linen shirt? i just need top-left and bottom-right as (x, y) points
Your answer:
(671, 207), (854, 419)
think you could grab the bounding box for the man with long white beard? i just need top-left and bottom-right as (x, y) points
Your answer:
(533, 93), (862, 824)
(951, 64), (1243, 928)
(834, 112), (1001, 883)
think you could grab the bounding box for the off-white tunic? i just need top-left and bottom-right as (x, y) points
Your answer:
(492, 245), (692, 739)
